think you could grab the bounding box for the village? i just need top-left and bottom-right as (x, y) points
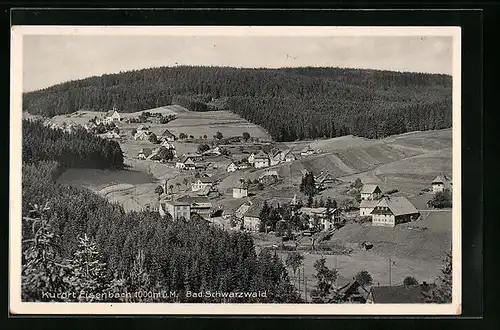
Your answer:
(47, 106), (453, 304)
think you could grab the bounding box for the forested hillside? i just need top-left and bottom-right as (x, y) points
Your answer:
(23, 120), (124, 169)
(22, 161), (300, 302)
(23, 66), (452, 141)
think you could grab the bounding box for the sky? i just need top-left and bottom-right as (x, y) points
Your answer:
(22, 34), (453, 92)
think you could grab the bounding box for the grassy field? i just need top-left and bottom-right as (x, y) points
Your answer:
(57, 168), (155, 191)
(277, 208), (452, 300)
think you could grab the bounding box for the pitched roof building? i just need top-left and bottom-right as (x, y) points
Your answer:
(432, 175), (452, 193)
(367, 284), (434, 304)
(361, 184), (383, 200)
(370, 196), (420, 227)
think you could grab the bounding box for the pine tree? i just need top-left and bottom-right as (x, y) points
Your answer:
(423, 251), (452, 303)
(65, 233), (110, 302)
(21, 203), (71, 302)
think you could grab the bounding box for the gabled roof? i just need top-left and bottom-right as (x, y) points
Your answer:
(235, 203), (251, 218)
(361, 184), (382, 194)
(432, 175), (452, 184)
(162, 129), (175, 137)
(137, 124), (150, 131)
(359, 199), (380, 208)
(371, 196), (419, 216)
(259, 170), (279, 179)
(254, 150), (269, 159)
(198, 176), (216, 184)
(370, 285), (432, 304)
(338, 280), (371, 300)
(301, 145), (313, 153)
(244, 204), (263, 218)
(177, 155), (195, 164)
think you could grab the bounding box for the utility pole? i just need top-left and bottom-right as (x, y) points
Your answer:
(389, 257), (392, 286)
(335, 257), (339, 288)
(304, 276), (308, 303)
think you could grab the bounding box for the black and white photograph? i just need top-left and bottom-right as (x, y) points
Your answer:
(10, 26), (461, 315)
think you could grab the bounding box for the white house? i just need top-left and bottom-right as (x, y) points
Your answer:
(227, 162), (238, 172)
(283, 150), (296, 162)
(161, 129), (176, 142)
(300, 145), (315, 156)
(359, 200), (379, 217)
(134, 130), (151, 141)
(253, 150), (270, 169)
(191, 177), (216, 192)
(370, 196), (420, 227)
(233, 181), (248, 199)
(104, 109), (121, 123)
(269, 151), (282, 166)
(247, 153), (256, 164)
(176, 156), (196, 170)
(361, 184), (383, 201)
(160, 140), (176, 150)
(432, 175), (452, 193)
(160, 201), (191, 220)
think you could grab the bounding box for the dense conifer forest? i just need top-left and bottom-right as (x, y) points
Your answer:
(23, 66), (452, 142)
(22, 161), (300, 302)
(22, 120), (124, 169)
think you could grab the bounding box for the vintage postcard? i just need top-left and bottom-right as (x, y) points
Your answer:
(10, 26), (461, 315)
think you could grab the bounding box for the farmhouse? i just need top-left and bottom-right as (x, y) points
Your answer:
(359, 199), (379, 217)
(370, 196), (420, 227)
(432, 175), (452, 193)
(300, 145), (315, 156)
(176, 195), (212, 218)
(247, 153), (256, 164)
(137, 148), (153, 160)
(259, 170), (280, 185)
(361, 184), (383, 201)
(226, 162), (238, 172)
(283, 150), (297, 162)
(159, 201), (191, 220)
(235, 202), (252, 220)
(137, 124), (150, 132)
(338, 281), (371, 304)
(253, 151), (270, 168)
(269, 151), (282, 166)
(243, 204), (262, 232)
(103, 109), (121, 123)
(160, 140), (176, 150)
(367, 284), (434, 304)
(176, 156), (196, 170)
(191, 177), (216, 192)
(233, 181), (249, 199)
(133, 130), (151, 141)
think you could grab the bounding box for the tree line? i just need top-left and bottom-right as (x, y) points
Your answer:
(23, 66), (452, 141)
(23, 119), (124, 169)
(22, 160), (300, 303)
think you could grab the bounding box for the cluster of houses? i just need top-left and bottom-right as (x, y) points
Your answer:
(225, 145), (316, 172)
